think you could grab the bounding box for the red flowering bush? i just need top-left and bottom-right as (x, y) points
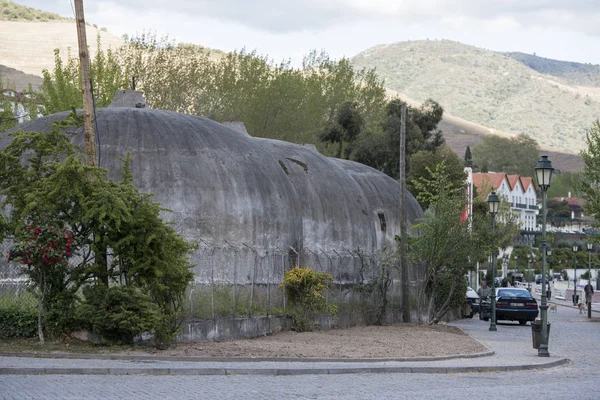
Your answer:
(9, 225), (74, 267)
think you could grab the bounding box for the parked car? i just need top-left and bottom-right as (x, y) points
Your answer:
(535, 274), (550, 284)
(464, 287), (480, 318)
(479, 288), (539, 325)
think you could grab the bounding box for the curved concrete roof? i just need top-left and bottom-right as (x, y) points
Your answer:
(3, 107), (423, 261)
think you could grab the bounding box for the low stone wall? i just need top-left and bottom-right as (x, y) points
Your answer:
(178, 316), (292, 342)
(177, 307), (444, 342)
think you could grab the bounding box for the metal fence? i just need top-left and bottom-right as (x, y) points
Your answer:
(0, 238), (415, 321)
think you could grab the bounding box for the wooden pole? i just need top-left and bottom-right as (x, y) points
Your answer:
(400, 102), (410, 322)
(74, 0), (97, 166)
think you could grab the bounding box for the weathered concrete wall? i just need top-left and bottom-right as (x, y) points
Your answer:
(2, 106), (425, 289)
(178, 316), (291, 342)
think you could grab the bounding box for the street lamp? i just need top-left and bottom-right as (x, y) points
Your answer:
(587, 242), (593, 319)
(535, 154), (554, 357)
(547, 247), (552, 300)
(573, 243), (579, 306)
(487, 191), (500, 332)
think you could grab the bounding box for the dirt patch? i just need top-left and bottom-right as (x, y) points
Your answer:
(150, 324), (487, 359)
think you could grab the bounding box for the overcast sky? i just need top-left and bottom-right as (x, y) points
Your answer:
(18, 0), (600, 66)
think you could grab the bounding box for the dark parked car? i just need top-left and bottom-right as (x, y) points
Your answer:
(479, 288), (539, 325)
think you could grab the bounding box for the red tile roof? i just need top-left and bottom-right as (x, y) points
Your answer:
(507, 175), (519, 190)
(472, 173), (507, 190)
(554, 197), (585, 207)
(520, 177), (534, 192)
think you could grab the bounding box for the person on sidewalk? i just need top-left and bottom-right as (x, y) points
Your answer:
(584, 282), (594, 305)
(477, 280), (491, 299)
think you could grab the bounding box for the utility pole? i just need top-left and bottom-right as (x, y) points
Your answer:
(74, 0), (97, 167)
(399, 102), (410, 322)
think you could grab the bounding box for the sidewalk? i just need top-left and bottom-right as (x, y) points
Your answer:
(0, 320), (568, 376)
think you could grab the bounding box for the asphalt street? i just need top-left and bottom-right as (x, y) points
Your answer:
(1, 302), (598, 400)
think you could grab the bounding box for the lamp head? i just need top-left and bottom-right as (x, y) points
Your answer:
(487, 191), (500, 216)
(535, 155), (554, 191)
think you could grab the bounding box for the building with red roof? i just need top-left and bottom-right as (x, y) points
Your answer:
(471, 172), (539, 231)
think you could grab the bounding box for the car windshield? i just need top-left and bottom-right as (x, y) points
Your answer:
(497, 289), (533, 299)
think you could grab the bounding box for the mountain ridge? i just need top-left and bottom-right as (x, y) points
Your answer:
(351, 39), (600, 155)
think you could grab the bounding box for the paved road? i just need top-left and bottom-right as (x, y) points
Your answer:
(1, 303), (598, 400)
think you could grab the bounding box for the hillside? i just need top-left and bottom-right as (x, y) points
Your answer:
(351, 40), (600, 153)
(505, 52), (600, 87)
(0, 0), (68, 21)
(0, 20), (123, 90)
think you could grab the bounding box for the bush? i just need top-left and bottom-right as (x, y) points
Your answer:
(281, 266), (335, 331)
(77, 285), (161, 345)
(0, 305), (37, 338)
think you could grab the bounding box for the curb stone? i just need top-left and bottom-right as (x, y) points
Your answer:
(0, 350), (494, 363)
(0, 358), (569, 376)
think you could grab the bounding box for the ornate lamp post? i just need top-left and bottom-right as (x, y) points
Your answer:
(588, 242), (593, 319)
(487, 191), (500, 332)
(573, 243), (579, 305)
(535, 154), (553, 357)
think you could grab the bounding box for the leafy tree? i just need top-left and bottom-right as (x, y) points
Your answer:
(579, 120), (600, 220)
(546, 199), (571, 218)
(0, 114), (195, 345)
(471, 134), (539, 176)
(319, 101), (364, 159)
(353, 98), (445, 179)
(546, 171), (582, 198)
(408, 145), (466, 210)
(410, 186), (471, 324)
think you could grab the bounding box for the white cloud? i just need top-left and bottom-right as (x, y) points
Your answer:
(14, 0), (600, 65)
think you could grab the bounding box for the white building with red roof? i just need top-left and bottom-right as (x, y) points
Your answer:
(472, 172), (539, 231)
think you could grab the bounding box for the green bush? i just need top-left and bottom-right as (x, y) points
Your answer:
(281, 266), (336, 331)
(77, 285), (160, 345)
(0, 305), (37, 338)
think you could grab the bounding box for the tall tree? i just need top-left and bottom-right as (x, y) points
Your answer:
(408, 145), (466, 210)
(353, 98), (445, 179)
(464, 146), (472, 168)
(319, 101), (364, 159)
(579, 120), (600, 219)
(471, 134), (539, 176)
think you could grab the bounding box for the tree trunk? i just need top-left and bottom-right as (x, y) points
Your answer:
(37, 269), (45, 343)
(429, 279), (458, 325)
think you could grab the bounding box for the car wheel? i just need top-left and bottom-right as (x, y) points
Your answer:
(519, 320), (527, 325)
(468, 312), (474, 319)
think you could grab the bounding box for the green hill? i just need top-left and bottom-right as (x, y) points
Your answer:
(504, 52), (600, 87)
(351, 40), (600, 153)
(0, 0), (68, 21)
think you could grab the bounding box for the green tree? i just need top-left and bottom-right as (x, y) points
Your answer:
(580, 120), (600, 220)
(0, 114), (195, 344)
(319, 101), (364, 159)
(464, 146), (472, 167)
(546, 171), (582, 198)
(353, 98), (445, 179)
(472, 134), (539, 176)
(408, 145), (466, 210)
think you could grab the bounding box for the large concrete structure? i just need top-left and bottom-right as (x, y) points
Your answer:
(2, 93), (424, 289)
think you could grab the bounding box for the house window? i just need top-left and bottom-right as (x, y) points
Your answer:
(378, 212), (387, 232)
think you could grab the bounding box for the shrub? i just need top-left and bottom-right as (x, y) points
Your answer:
(0, 304), (37, 338)
(77, 285), (160, 345)
(281, 266), (335, 331)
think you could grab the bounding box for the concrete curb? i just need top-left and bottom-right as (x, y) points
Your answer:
(0, 350), (495, 363)
(0, 358), (569, 376)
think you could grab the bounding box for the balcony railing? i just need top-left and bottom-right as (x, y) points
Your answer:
(528, 204), (539, 210)
(514, 203), (527, 209)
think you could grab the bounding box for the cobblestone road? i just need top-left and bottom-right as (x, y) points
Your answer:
(1, 304), (598, 400)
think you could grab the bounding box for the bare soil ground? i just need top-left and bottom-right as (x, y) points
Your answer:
(149, 324), (487, 359)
